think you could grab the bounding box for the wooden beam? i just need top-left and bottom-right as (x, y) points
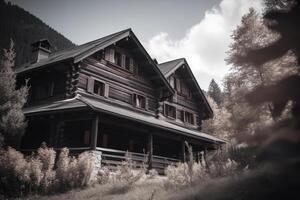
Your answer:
(90, 115), (99, 150)
(148, 133), (153, 170)
(181, 139), (186, 163)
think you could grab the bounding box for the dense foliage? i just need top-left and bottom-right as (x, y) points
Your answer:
(0, 146), (94, 197)
(0, 0), (75, 66)
(0, 40), (28, 147)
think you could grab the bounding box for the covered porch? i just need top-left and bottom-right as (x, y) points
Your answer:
(21, 96), (224, 173)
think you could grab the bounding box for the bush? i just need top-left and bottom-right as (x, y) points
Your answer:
(55, 148), (94, 191)
(111, 152), (146, 186)
(96, 166), (110, 184)
(165, 142), (239, 187)
(0, 146), (95, 197)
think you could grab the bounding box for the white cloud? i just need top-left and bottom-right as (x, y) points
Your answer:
(146, 0), (263, 90)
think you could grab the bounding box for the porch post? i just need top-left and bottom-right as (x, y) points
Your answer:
(148, 133), (153, 170)
(181, 140), (186, 162)
(203, 145), (209, 168)
(91, 114), (99, 150)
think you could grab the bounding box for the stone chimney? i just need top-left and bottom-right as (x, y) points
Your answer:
(31, 39), (51, 63)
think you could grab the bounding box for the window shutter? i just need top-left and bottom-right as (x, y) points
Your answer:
(104, 83), (109, 98)
(104, 49), (110, 61)
(109, 49), (115, 63)
(129, 58), (134, 72)
(132, 94), (136, 106)
(145, 97), (149, 110)
(181, 110), (185, 122)
(193, 114), (197, 125)
(176, 78), (181, 92)
(121, 55), (126, 68)
(87, 77), (94, 93)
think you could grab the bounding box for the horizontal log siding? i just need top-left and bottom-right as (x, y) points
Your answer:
(78, 58), (158, 113)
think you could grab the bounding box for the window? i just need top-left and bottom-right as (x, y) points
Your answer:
(165, 104), (176, 119)
(114, 51), (122, 66)
(185, 111), (194, 125)
(93, 80), (105, 96)
(87, 77), (109, 98)
(175, 78), (182, 93)
(104, 48), (135, 72)
(179, 110), (185, 122)
(125, 56), (131, 71)
(105, 48), (115, 63)
(133, 94), (146, 109)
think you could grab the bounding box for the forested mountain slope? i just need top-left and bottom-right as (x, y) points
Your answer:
(0, 0), (75, 66)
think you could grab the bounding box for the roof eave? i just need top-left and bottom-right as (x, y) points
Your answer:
(16, 57), (74, 75)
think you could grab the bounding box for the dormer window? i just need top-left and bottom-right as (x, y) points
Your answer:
(132, 94), (147, 109)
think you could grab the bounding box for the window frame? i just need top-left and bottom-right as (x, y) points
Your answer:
(184, 111), (195, 125)
(104, 47), (135, 73)
(132, 93), (148, 110)
(87, 77), (109, 98)
(164, 103), (177, 119)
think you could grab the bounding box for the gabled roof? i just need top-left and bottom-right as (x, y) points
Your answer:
(158, 58), (185, 76)
(16, 28), (174, 95)
(16, 29), (131, 73)
(23, 95), (225, 144)
(158, 58), (213, 118)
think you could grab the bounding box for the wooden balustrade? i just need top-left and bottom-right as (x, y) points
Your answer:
(20, 147), (180, 174)
(96, 147), (180, 173)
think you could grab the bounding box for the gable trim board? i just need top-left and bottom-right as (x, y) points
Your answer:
(158, 58), (213, 118)
(23, 95), (225, 144)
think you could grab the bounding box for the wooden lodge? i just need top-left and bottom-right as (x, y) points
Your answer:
(16, 29), (225, 173)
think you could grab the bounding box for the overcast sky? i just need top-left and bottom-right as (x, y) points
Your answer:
(9, 0), (263, 90)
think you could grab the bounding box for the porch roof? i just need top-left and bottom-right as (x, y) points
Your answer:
(23, 95), (226, 144)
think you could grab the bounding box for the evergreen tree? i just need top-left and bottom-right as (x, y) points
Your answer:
(224, 7), (298, 141)
(0, 40), (28, 147)
(207, 79), (223, 106)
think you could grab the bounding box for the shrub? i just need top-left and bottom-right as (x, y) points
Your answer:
(55, 148), (94, 191)
(96, 167), (110, 184)
(165, 142), (240, 187)
(0, 146), (95, 197)
(148, 169), (158, 179)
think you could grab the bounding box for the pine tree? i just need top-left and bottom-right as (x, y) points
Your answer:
(207, 79), (222, 106)
(0, 40), (28, 147)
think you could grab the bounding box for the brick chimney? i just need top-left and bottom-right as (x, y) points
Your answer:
(31, 39), (51, 63)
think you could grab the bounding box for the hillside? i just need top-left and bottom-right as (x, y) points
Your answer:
(0, 0), (75, 66)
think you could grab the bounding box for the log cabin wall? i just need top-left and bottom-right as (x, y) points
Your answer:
(161, 67), (204, 130)
(18, 63), (69, 106)
(76, 45), (159, 116)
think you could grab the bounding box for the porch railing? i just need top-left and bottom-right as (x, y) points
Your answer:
(96, 147), (180, 173)
(20, 147), (181, 174)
